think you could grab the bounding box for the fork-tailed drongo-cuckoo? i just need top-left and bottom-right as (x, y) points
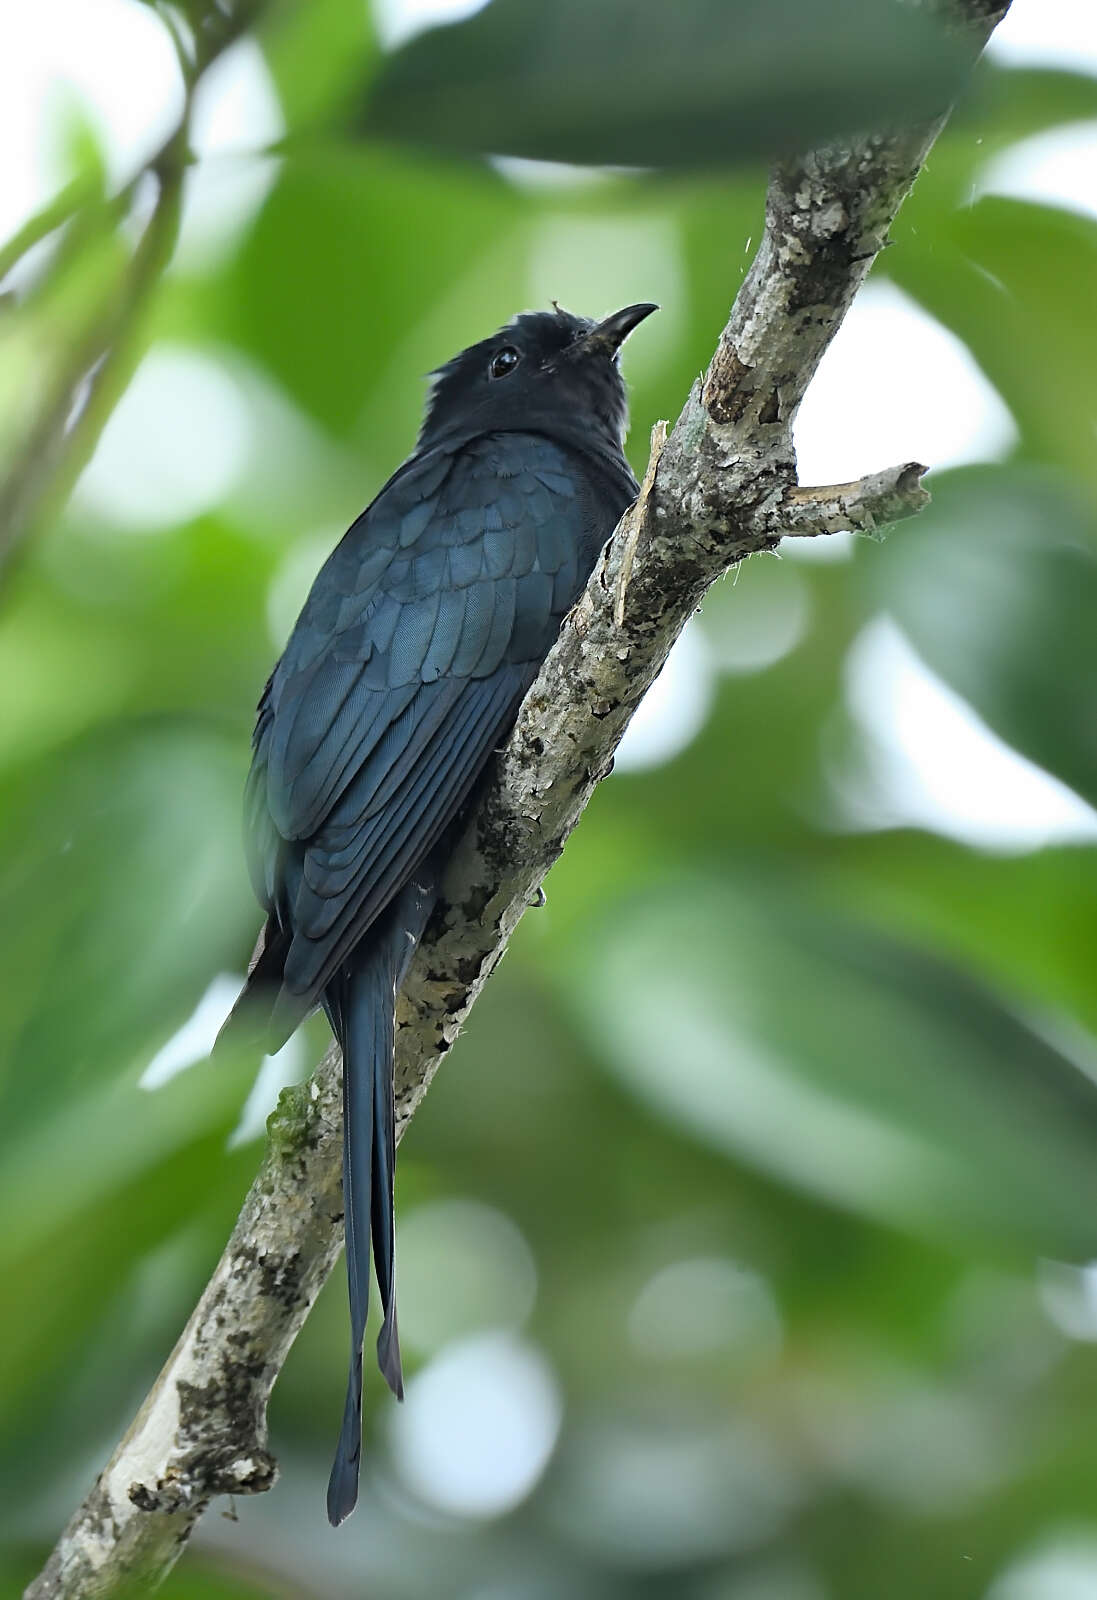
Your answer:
(220, 301), (657, 1523)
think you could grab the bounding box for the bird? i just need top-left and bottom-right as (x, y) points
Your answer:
(218, 300), (657, 1525)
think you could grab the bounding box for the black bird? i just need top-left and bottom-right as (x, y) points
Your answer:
(220, 301), (657, 1525)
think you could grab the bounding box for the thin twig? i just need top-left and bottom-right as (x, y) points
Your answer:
(0, 175), (101, 289)
(779, 461), (930, 540)
(0, 0), (262, 586)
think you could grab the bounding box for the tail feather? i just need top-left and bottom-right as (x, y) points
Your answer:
(326, 947), (388, 1528)
(372, 1031), (402, 1398)
(325, 871), (437, 1528)
(212, 917), (295, 1059)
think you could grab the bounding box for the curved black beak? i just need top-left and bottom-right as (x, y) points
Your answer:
(577, 302), (659, 357)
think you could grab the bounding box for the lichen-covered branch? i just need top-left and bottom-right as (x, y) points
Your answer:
(26, 4), (1010, 1594)
(25, 1075), (344, 1600)
(780, 462), (930, 539)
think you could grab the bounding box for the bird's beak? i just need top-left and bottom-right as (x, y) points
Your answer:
(577, 302), (659, 357)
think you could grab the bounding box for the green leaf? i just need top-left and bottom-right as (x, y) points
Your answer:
(0, 721), (254, 1138)
(815, 832), (1097, 1041)
(222, 149), (528, 434)
(564, 873), (1097, 1258)
(362, 0), (969, 169)
(258, 0), (377, 133)
(0, 1108), (244, 1453)
(867, 466), (1097, 810)
(888, 67), (1097, 250)
(958, 65), (1097, 156)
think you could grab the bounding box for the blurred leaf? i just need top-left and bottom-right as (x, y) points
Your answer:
(0, 217), (129, 488)
(891, 198), (1097, 492)
(0, 721), (253, 1137)
(816, 831), (1097, 1041)
(565, 556), (858, 857)
(363, 0), (969, 169)
(0, 1052), (245, 1273)
(948, 65), (1097, 171)
(157, 1568), (296, 1600)
(867, 466), (1097, 809)
(0, 512), (276, 774)
(886, 67), (1097, 253)
(563, 873), (1097, 1258)
(223, 149), (527, 433)
(259, 0), (376, 132)
(0, 1109), (247, 1474)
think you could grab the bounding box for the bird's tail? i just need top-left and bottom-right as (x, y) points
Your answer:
(324, 873), (436, 1528)
(213, 917), (297, 1059)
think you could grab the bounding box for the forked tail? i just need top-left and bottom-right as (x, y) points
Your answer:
(324, 873), (436, 1527)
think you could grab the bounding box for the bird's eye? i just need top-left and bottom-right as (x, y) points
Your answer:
(489, 346), (521, 380)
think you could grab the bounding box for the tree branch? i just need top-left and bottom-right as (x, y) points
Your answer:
(780, 461), (930, 539)
(26, 4), (1011, 1593)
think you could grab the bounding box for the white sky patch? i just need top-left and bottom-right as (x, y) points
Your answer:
(174, 37), (285, 272)
(492, 157), (612, 191)
(372, 0), (491, 50)
(779, 530), (857, 565)
(980, 121), (1097, 224)
(390, 1332), (562, 1517)
(987, 0), (1097, 77)
(616, 623), (715, 773)
(140, 973), (243, 1089)
(190, 36), (281, 159)
(793, 281), (1018, 491)
(843, 617), (1097, 853)
(987, 1533), (1097, 1600)
(1038, 1260), (1097, 1344)
(0, 0), (184, 245)
(140, 971), (305, 1147)
(75, 345), (255, 530)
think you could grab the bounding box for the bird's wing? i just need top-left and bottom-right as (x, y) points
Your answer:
(247, 431), (600, 1034)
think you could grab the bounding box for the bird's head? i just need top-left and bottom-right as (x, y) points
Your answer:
(418, 302), (658, 457)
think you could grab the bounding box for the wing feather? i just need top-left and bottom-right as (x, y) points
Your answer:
(244, 429), (625, 1042)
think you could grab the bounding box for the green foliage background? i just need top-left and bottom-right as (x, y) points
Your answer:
(4, 2), (1097, 1595)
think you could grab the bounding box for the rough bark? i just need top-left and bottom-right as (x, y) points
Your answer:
(26, 3), (1011, 1593)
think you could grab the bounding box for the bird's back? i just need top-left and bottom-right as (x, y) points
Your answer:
(235, 427), (636, 1046)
